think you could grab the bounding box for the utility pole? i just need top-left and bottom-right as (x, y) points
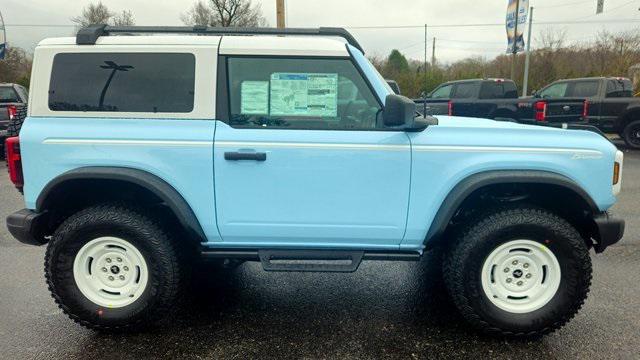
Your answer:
(522, 6), (534, 96)
(431, 37), (436, 68)
(510, 0), (520, 81)
(424, 24), (428, 94)
(276, 0), (285, 29)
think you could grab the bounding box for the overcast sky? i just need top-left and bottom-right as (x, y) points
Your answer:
(2, 0), (640, 63)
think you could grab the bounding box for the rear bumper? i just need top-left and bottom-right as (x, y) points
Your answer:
(6, 209), (49, 246)
(593, 212), (625, 253)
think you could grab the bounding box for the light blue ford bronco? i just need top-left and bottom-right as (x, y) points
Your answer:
(5, 25), (625, 337)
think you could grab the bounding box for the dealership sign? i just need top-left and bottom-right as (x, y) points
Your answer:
(506, 0), (529, 54)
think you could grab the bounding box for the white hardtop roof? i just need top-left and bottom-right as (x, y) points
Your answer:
(38, 34), (351, 57)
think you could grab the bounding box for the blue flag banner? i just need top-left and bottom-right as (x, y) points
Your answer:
(0, 10), (6, 60)
(506, 0), (528, 54)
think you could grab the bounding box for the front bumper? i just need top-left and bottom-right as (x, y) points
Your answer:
(593, 212), (625, 253)
(6, 209), (49, 246)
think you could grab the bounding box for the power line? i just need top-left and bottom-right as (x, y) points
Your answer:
(5, 17), (640, 30)
(535, 0), (635, 10)
(345, 18), (640, 29)
(4, 24), (75, 28)
(535, 0), (594, 9)
(571, 0), (638, 21)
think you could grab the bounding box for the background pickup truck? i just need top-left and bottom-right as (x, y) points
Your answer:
(533, 77), (640, 148)
(415, 78), (587, 125)
(0, 83), (29, 158)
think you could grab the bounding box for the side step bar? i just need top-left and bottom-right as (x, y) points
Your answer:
(200, 248), (422, 273)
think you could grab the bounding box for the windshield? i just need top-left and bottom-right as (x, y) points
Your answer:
(347, 45), (393, 104)
(0, 87), (20, 103)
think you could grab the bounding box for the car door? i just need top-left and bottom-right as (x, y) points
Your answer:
(213, 55), (412, 248)
(449, 81), (481, 118)
(600, 79), (632, 127)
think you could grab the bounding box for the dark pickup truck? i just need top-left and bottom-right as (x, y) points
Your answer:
(1, 83), (29, 158)
(533, 77), (640, 148)
(415, 78), (587, 125)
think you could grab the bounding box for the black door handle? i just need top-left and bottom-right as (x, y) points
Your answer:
(224, 152), (267, 161)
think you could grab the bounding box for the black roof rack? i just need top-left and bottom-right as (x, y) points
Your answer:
(76, 24), (365, 53)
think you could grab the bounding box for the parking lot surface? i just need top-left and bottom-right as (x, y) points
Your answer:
(1, 142), (639, 359)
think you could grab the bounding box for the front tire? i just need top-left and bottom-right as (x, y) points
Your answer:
(45, 204), (184, 331)
(622, 120), (640, 149)
(443, 207), (592, 338)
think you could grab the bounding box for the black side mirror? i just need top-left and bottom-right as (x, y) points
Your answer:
(386, 80), (401, 95)
(383, 94), (416, 127)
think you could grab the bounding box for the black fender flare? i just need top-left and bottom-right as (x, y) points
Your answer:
(423, 170), (599, 247)
(618, 105), (640, 130)
(37, 167), (207, 243)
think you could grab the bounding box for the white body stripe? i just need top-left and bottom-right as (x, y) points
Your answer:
(43, 139), (213, 147)
(42, 139), (604, 156)
(412, 145), (603, 156)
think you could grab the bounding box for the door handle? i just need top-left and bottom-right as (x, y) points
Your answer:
(224, 151), (267, 161)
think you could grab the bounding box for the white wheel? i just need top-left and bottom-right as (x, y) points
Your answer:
(73, 236), (149, 308)
(480, 239), (561, 314)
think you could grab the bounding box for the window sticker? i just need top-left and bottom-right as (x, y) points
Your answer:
(240, 81), (269, 115)
(270, 73), (338, 117)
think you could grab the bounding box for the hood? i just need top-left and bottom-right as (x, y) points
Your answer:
(414, 115), (617, 156)
(434, 115), (554, 131)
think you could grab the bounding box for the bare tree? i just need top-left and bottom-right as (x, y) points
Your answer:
(112, 10), (136, 26)
(180, 1), (213, 26)
(71, 2), (135, 27)
(182, 0), (268, 27)
(71, 2), (113, 27)
(0, 46), (32, 87)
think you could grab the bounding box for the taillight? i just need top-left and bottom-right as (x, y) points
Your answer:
(7, 105), (17, 120)
(448, 101), (453, 116)
(534, 101), (547, 122)
(5, 137), (23, 189)
(583, 100), (589, 118)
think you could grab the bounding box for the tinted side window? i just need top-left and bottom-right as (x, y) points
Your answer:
(540, 82), (568, 98)
(0, 87), (20, 103)
(479, 82), (504, 99)
(49, 53), (195, 113)
(452, 82), (479, 99)
(569, 81), (599, 98)
(503, 82), (518, 98)
(226, 57), (382, 130)
(606, 80), (633, 98)
(430, 84), (453, 99)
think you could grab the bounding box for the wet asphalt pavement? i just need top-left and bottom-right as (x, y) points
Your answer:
(1, 142), (639, 359)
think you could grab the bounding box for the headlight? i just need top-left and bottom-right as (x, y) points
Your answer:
(613, 150), (623, 196)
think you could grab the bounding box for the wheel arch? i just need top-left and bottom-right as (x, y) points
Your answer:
(423, 170), (599, 248)
(36, 167), (207, 244)
(617, 105), (640, 133)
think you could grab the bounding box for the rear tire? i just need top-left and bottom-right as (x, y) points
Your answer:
(622, 119), (640, 149)
(45, 204), (184, 331)
(443, 207), (592, 338)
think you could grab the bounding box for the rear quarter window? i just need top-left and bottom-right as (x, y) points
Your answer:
(452, 82), (479, 99)
(48, 53), (195, 113)
(569, 81), (599, 98)
(0, 87), (20, 103)
(479, 82), (504, 99)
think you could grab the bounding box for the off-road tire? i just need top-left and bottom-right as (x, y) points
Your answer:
(45, 204), (184, 331)
(443, 207), (592, 338)
(622, 119), (640, 149)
